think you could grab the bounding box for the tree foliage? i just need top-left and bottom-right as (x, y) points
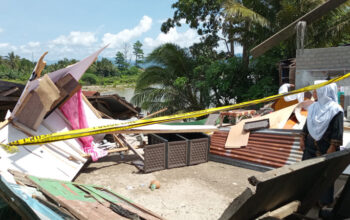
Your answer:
(132, 43), (206, 114)
(115, 51), (129, 71)
(133, 40), (144, 67)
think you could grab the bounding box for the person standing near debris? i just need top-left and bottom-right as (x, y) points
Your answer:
(300, 81), (344, 206)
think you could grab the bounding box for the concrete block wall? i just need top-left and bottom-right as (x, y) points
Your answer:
(296, 46), (350, 72)
(295, 46), (350, 117)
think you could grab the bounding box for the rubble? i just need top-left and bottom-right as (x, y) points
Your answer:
(0, 41), (350, 219)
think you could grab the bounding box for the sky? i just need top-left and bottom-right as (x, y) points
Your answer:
(0, 0), (241, 62)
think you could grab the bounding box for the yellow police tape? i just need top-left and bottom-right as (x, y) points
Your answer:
(2, 72), (350, 152)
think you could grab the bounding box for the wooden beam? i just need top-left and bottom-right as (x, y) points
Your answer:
(142, 108), (168, 119)
(0, 87), (19, 97)
(117, 134), (144, 161)
(80, 146), (140, 159)
(250, 0), (348, 58)
(0, 96), (19, 102)
(257, 201), (300, 219)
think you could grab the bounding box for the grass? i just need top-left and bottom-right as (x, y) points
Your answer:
(80, 74), (139, 86)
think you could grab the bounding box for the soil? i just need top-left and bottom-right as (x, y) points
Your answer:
(74, 154), (260, 220)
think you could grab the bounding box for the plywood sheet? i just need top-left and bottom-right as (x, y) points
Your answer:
(225, 104), (297, 148)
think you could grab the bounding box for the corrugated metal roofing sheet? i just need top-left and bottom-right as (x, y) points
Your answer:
(210, 129), (303, 169)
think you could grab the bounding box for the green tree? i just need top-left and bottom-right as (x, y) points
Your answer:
(5, 51), (20, 69)
(82, 72), (98, 85)
(95, 58), (117, 77)
(131, 43), (206, 114)
(161, 0), (271, 67)
(133, 40), (144, 67)
(162, 0), (350, 63)
(115, 51), (128, 71)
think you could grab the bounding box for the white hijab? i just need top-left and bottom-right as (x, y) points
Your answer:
(307, 81), (343, 141)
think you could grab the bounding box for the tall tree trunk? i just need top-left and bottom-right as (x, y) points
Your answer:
(230, 39), (235, 57)
(242, 44), (250, 69)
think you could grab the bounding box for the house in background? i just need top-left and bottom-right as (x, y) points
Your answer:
(295, 46), (350, 115)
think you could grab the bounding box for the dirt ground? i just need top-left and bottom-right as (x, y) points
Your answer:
(74, 154), (260, 220)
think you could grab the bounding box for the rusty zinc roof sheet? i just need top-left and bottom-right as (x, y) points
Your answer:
(210, 129), (303, 169)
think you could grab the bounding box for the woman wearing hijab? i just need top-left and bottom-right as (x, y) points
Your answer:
(300, 81), (344, 206)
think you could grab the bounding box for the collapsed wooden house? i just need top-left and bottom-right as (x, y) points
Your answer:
(82, 90), (140, 119)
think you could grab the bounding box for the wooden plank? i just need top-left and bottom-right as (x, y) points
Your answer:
(88, 95), (139, 114)
(15, 74), (61, 130)
(0, 176), (40, 220)
(117, 134), (144, 161)
(225, 104), (296, 148)
(142, 108), (167, 119)
(8, 169), (36, 187)
(45, 73), (81, 118)
(82, 94), (102, 118)
(0, 119), (10, 130)
(95, 187), (164, 220)
(257, 200), (300, 219)
(0, 87), (19, 97)
(250, 0), (348, 58)
(0, 96), (19, 102)
(80, 147), (132, 158)
(219, 149), (350, 220)
(31, 195), (77, 219)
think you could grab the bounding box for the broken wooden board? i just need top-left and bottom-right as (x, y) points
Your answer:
(225, 104), (297, 148)
(27, 175), (163, 220)
(219, 149), (350, 220)
(11, 46), (107, 119)
(0, 109), (87, 182)
(15, 75), (61, 130)
(45, 73), (81, 118)
(0, 175), (61, 220)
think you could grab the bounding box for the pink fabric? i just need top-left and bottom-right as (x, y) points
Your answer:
(60, 89), (107, 161)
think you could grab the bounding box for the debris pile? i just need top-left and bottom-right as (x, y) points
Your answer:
(0, 44), (350, 219)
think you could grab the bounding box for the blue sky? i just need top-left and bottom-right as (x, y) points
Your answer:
(0, 0), (240, 61)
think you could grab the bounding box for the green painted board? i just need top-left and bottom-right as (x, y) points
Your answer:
(28, 176), (134, 203)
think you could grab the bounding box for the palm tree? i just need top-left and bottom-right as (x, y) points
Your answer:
(5, 51), (20, 70)
(222, 0), (270, 67)
(131, 43), (207, 114)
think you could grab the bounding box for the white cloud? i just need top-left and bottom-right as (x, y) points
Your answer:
(27, 41), (40, 47)
(18, 41), (42, 54)
(144, 27), (201, 49)
(0, 43), (9, 48)
(51, 31), (97, 46)
(0, 28), (3, 33)
(102, 15), (152, 48)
